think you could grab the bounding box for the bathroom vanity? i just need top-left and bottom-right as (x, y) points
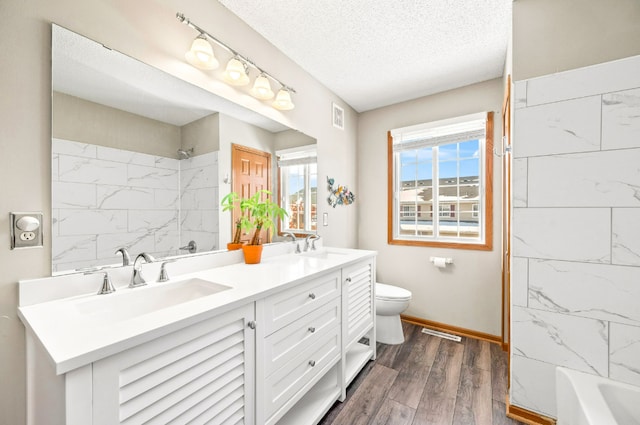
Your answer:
(19, 246), (376, 425)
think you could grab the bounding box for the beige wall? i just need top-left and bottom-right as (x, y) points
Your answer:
(0, 1), (357, 424)
(513, 0), (640, 81)
(357, 78), (504, 336)
(181, 112), (220, 156)
(53, 91), (182, 157)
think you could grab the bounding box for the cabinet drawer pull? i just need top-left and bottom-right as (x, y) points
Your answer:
(308, 293), (316, 300)
(308, 326), (316, 333)
(346, 277), (352, 283)
(308, 360), (316, 367)
(247, 321), (256, 329)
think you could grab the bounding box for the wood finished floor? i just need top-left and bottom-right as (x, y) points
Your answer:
(319, 322), (525, 425)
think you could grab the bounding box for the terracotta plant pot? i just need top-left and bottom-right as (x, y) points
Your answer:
(227, 242), (244, 251)
(242, 244), (263, 264)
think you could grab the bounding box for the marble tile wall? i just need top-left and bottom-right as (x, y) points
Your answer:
(511, 54), (640, 418)
(179, 151), (219, 254)
(52, 139), (219, 272)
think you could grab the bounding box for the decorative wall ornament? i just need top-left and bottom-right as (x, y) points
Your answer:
(327, 177), (355, 208)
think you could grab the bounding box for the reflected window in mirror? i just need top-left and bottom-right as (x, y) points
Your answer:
(277, 146), (317, 236)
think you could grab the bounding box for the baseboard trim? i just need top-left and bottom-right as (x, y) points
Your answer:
(506, 396), (556, 425)
(400, 314), (502, 345)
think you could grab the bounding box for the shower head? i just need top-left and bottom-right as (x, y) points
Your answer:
(177, 148), (194, 159)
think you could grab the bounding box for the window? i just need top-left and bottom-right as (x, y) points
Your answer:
(388, 112), (493, 250)
(277, 146), (317, 235)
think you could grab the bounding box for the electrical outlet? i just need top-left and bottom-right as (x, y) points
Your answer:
(20, 232), (36, 241)
(10, 212), (44, 249)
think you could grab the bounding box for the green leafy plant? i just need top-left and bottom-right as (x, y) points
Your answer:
(221, 190), (288, 246)
(241, 190), (288, 245)
(220, 192), (243, 244)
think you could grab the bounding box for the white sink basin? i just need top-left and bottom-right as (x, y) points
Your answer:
(300, 248), (348, 259)
(74, 278), (231, 323)
(556, 367), (640, 425)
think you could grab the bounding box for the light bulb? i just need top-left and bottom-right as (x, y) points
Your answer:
(250, 74), (274, 100)
(272, 88), (295, 111)
(223, 58), (250, 86)
(185, 35), (218, 70)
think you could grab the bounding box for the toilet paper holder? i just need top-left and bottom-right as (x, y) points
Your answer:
(429, 256), (453, 266)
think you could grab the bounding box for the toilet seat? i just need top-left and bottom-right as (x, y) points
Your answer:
(376, 282), (411, 301)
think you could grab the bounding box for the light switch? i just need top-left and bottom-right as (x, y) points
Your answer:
(323, 212), (328, 226)
(10, 212), (44, 249)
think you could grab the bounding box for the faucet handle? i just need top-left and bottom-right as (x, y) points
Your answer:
(84, 268), (115, 295)
(311, 236), (321, 251)
(158, 259), (176, 282)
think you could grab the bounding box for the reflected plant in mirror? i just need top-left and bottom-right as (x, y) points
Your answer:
(50, 24), (316, 274)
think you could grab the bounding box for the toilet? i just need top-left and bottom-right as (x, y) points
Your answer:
(375, 282), (412, 345)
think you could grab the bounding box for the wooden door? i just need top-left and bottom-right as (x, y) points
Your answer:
(232, 144), (272, 244)
(502, 75), (512, 354)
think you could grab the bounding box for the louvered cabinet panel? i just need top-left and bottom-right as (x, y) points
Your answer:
(92, 304), (255, 425)
(343, 260), (374, 348)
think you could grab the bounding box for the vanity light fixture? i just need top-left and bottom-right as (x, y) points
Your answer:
(185, 34), (219, 70)
(177, 12), (296, 110)
(223, 57), (250, 86)
(272, 87), (295, 111)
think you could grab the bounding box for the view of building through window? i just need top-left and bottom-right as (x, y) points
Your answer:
(389, 112), (492, 248)
(398, 139), (481, 238)
(278, 146), (318, 234)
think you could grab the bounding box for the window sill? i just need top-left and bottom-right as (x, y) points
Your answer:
(388, 238), (492, 251)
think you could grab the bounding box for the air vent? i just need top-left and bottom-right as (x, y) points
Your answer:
(421, 327), (462, 342)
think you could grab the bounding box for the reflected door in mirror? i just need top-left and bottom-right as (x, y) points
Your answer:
(232, 144), (272, 244)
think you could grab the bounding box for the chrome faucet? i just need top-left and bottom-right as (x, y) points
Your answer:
(304, 234), (320, 252)
(311, 235), (321, 251)
(115, 247), (131, 266)
(283, 232), (301, 253)
(130, 252), (156, 288)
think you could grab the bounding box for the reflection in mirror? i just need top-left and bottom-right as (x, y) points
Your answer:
(51, 24), (316, 274)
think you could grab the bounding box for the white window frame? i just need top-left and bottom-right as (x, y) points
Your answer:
(388, 112), (493, 250)
(277, 145), (317, 235)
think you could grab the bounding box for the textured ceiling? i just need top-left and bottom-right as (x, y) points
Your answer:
(218, 0), (512, 112)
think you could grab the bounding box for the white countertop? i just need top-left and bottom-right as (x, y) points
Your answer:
(18, 247), (375, 375)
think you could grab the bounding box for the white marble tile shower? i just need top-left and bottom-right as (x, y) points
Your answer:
(609, 323), (640, 386)
(602, 87), (640, 150)
(510, 355), (557, 418)
(528, 149), (640, 207)
(528, 259), (640, 325)
(511, 54), (640, 418)
(513, 96), (601, 158)
(512, 306), (608, 376)
(612, 208), (640, 266)
(52, 139), (220, 271)
(512, 208), (610, 263)
(525, 55), (640, 107)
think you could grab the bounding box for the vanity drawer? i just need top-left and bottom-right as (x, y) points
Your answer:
(264, 326), (340, 420)
(263, 270), (340, 335)
(264, 297), (340, 376)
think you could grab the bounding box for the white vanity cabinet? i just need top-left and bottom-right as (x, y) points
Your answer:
(259, 270), (342, 425)
(29, 303), (256, 425)
(342, 259), (376, 388)
(21, 249), (377, 425)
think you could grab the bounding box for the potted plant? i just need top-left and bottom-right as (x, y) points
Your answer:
(220, 192), (245, 250)
(240, 190), (288, 264)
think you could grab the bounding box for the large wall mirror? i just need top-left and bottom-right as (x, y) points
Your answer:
(51, 24), (316, 274)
